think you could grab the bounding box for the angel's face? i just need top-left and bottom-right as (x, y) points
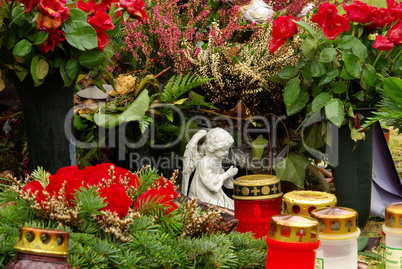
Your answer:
(213, 146), (230, 160)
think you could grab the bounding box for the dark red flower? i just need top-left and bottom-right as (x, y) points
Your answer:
(312, 3), (350, 40)
(134, 188), (178, 215)
(37, 0), (69, 31)
(373, 35), (394, 50)
(387, 0), (402, 19)
(84, 163), (135, 186)
(269, 37), (285, 54)
(45, 166), (85, 203)
(268, 15), (297, 54)
(387, 20), (402, 45)
(38, 29), (65, 52)
(87, 11), (114, 50)
(368, 7), (396, 29)
(17, 0), (40, 13)
(154, 177), (178, 199)
(76, 0), (96, 13)
(343, 1), (372, 24)
(99, 184), (133, 219)
(120, 0), (148, 22)
(24, 181), (46, 206)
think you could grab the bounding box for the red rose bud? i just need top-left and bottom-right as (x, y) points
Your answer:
(271, 15), (298, 39)
(343, 1), (372, 24)
(24, 181), (47, 206)
(387, 20), (402, 46)
(373, 35), (394, 50)
(99, 184), (133, 219)
(120, 0), (148, 22)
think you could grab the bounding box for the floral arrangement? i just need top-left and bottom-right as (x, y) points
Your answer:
(269, 0), (402, 141)
(0, 164), (267, 267)
(0, 0), (147, 89)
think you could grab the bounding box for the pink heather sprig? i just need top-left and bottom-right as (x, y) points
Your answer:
(268, 0), (326, 16)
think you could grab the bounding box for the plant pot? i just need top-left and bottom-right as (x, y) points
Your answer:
(332, 109), (374, 228)
(382, 128), (390, 143)
(14, 74), (77, 174)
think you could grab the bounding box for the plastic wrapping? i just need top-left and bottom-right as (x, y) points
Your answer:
(237, 0), (274, 24)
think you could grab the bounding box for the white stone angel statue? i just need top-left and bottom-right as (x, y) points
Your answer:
(182, 128), (238, 210)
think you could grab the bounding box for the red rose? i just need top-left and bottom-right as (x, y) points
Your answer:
(127, 173), (140, 188)
(387, 0), (402, 18)
(312, 3), (350, 40)
(17, 0), (40, 13)
(46, 166), (80, 198)
(268, 15), (297, 54)
(120, 0), (148, 22)
(99, 184), (133, 218)
(269, 37), (285, 54)
(87, 11), (114, 50)
(24, 181), (46, 206)
(387, 20), (402, 45)
(373, 35), (394, 50)
(368, 7), (395, 29)
(38, 29), (66, 52)
(134, 188), (178, 215)
(37, 0), (69, 31)
(154, 177), (178, 199)
(343, 1), (372, 24)
(85, 163), (131, 186)
(99, 0), (119, 10)
(76, 0), (96, 13)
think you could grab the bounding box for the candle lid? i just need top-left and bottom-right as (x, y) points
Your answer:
(233, 174), (282, 200)
(311, 207), (358, 235)
(269, 214), (319, 243)
(14, 226), (69, 256)
(282, 190), (337, 215)
(385, 203), (402, 228)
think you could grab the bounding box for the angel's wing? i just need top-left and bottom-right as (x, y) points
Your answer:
(181, 129), (208, 195)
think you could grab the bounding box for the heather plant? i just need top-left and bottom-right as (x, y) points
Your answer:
(119, 0), (259, 75)
(267, 0), (324, 16)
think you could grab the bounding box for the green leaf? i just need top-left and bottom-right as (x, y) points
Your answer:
(94, 89), (150, 128)
(287, 88), (309, 116)
(69, 8), (88, 22)
(60, 60), (74, 87)
(11, 6), (27, 26)
(342, 52), (362, 79)
(352, 39), (368, 61)
(278, 66), (299, 79)
(312, 92), (331, 112)
(283, 78), (300, 107)
(79, 49), (106, 69)
(294, 21), (317, 36)
(353, 91), (364, 101)
(12, 39), (32, 57)
(330, 81), (347, 94)
(301, 35), (319, 61)
(6, 30), (16, 50)
(362, 64), (376, 86)
(301, 66), (312, 81)
(310, 61), (325, 77)
(340, 67), (355, 80)
(64, 59), (79, 80)
(325, 98), (345, 127)
(251, 135), (269, 159)
(319, 65), (339, 86)
(357, 236), (369, 252)
(267, 74), (283, 83)
(36, 59), (49, 80)
(319, 48), (337, 63)
(63, 21), (98, 51)
(30, 56), (41, 83)
(34, 31), (49, 45)
(273, 154), (311, 188)
(339, 35), (358, 50)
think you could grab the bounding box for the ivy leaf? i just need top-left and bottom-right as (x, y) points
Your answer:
(325, 98), (345, 127)
(274, 154), (311, 188)
(251, 135), (269, 159)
